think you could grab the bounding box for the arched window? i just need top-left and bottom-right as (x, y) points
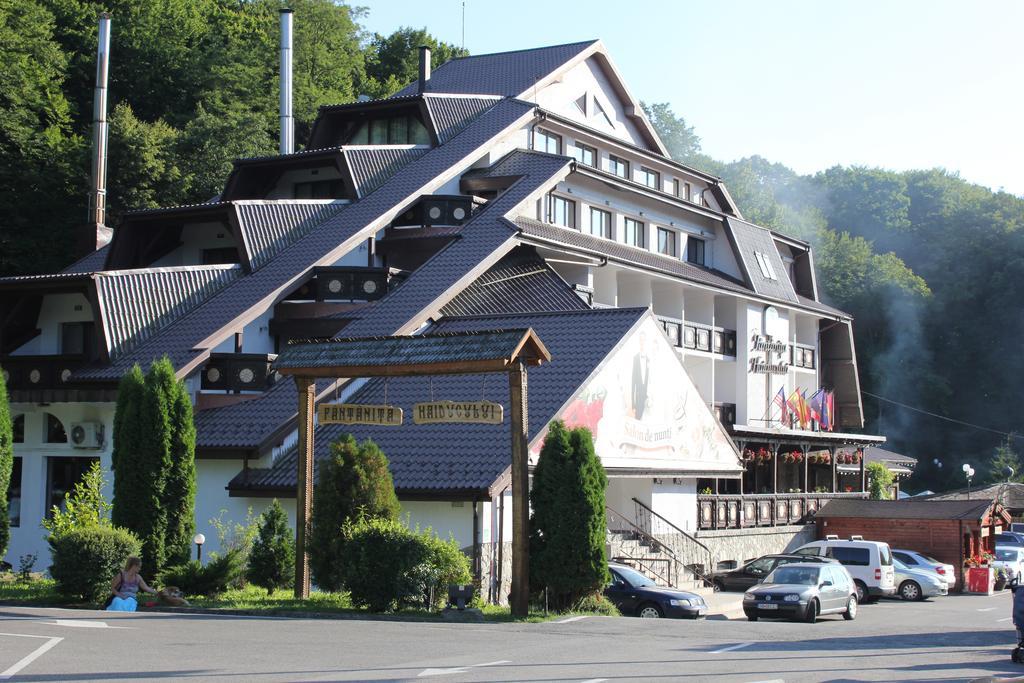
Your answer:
(13, 414), (24, 443)
(45, 413), (67, 443)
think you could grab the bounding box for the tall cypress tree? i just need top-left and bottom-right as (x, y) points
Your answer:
(0, 368), (13, 559)
(529, 420), (572, 602)
(163, 367), (196, 566)
(111, 365), (146, 530)
(135, 359), (175, 574)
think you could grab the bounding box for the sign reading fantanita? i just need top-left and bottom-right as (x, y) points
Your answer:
(413, 400), (504, 425)
(318, 403), (403, 426)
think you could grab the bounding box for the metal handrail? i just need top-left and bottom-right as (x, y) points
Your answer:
(606, 505), (677, 587)
(632, 497), (713, 586)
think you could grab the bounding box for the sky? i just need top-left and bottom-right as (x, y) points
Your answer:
(354, 0), (1024, 196)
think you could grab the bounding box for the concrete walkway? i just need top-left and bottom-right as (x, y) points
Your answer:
(703, 589), (744, 619)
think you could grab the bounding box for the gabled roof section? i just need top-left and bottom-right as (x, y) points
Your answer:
(423, 95), (502, 143)
(234, 201), (347, 271)
(221, 147), (350, 201)
(392, 41), (598, 98)
(230, 307), (647, 495)
(816, 498), (1002, 521)
(95, 264), (242, 358)
(343, 147), (430, 197)
(723, 217), (799, 304)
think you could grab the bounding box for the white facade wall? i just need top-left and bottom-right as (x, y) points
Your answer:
(651, 478), (698, 532)
(151, 221), (240, 268)
(10, 294), (94, 356)
(399, 500), (475, 550)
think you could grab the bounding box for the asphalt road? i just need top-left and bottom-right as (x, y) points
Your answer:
(0, 591), (1020, 682)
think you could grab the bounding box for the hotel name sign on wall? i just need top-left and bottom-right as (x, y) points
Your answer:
(413, 400), (504, 425)
(749, 334), (790, 375)
(318, 404), (404, 426)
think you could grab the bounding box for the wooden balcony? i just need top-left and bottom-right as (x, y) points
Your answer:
(200, 353), (278, 392)
(657, 317), (736, 357)
(0, 354), (88, 390)
(697, 492), (868, 530)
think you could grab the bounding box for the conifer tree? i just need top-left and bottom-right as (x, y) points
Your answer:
(163, 368), (196, 566)
(310, 434), (400, 591)
(0, 369), (13, 559)
(111, 365), (146, 530)
(248, 499), (295, 594)
(136, 359), (174, 573)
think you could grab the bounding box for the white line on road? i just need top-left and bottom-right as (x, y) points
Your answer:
(579, 679), (609, 682)
(0, 633), (63, 680)
(418, 660), (510, 678)
(745, 679), (785, 683)
(553, 615), (590, 624)
(710, 642), (753, 654)
(48, 619), (132, 629)
(978, 607), (998, 612)
(999, 617), (1013, 622)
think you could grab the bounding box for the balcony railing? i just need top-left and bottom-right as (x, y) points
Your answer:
(657, 317), (736, 357)
(201, 353), (278, 392)
(0, 354), (88, 390)
(697, 492), (868, 531)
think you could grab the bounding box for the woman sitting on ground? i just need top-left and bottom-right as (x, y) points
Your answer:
(107, 556), (157, 612)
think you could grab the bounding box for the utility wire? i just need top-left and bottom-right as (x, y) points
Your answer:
(862, 390), (1013, 438)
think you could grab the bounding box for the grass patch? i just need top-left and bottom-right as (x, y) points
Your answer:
(0, 575), (62, 606)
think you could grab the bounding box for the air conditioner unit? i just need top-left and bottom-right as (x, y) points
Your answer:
(70, 421), (104, 449)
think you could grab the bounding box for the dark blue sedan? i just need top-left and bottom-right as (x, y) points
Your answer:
(604, 562), (706, 618)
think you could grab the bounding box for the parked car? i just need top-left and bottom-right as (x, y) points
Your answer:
(604, 562), (707, 619)
(996, 532), (1024, 547)
(892, 557), (947, 600)
(892, 549), (956, 589)
(993, 546), (1024, 583)
(1010, 523), (1024, 534)
(793, 536), (896, 603)
(743, 562), (858, 623)
(711, 554), (838, 592)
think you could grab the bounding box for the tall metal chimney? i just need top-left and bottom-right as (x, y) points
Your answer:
(279, 9), (294, 155)
(418, 46), (431, 94)
(88, 12), (112, 250)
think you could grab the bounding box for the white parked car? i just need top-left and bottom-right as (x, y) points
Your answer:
(893, 557), (947, 600)
(993, 546), (1024, 584)
(794, 535), (897, 603)
(892, 549), (956, 589)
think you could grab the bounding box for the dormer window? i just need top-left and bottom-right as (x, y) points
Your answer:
(754, 251), (778, 280)
(535, 128), (561, 154)
(294, 179), (344, 199)
(687, 237), (706, 266)
(60, 322), (95, 357)
(347, 114), (430, 145)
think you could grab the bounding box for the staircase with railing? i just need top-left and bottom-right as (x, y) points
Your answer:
(605, 505), (678, 588)
(632, 497), (714, 589)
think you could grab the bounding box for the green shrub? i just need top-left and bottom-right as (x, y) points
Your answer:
(338, 517), (471, 612)
(42, 461), (112, 539)
(570, 593), (620, 616)
(158, 547), (245, 597)
(310, 435), (400, 592)
(50, 526), (141, 603)
(0, 368), (12, 560)
(866, 462), (895, 500)
(247, 500), (294, 594)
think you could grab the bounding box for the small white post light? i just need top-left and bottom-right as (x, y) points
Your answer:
(194, 533), (206, 562)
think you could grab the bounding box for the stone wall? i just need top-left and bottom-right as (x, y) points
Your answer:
(478, 542), (513, 605)
(696, 524), (817, 570)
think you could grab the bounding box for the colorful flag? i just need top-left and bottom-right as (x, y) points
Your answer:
(798, 390), (811, 429)
(772, 387), (788, 425)
(807, 388), (824, 426)
(824, 391), (835, 431)
(786, 390), (802, 428)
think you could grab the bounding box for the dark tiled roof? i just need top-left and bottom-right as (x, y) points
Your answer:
(513, 215), (752, 295)
(425, 96), (502, 143)
(918, 483), (1024, 510)
(63, 246), (110, 274)
(439, 248), (589, 317)
(815, 498), (994, 520)
(231, 307), (647, 494)
(864, 446), (916, 466)
(392, 41), (598, 98)
(797, 294), (851, 319)
(724, 218), (798, 303)
(235, 201), (347, 270)
(73, 98), (536, 381)
(344, 147), (430, 197)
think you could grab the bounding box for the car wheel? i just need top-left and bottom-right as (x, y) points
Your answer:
(746, 612), (758, 622)
(853, 580), (867, 604)
(899, 580), (922, 601)
(637, 602), (663, 618)
(803, 598), (818, 624)
(713, 580), (725, 592)
(843, 595), (857, 621)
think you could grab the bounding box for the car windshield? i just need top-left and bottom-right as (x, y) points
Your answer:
(614, 565), (655, 588)
(997, 548), (1019, 561)
(879, 544), (893, 566)
(766, 566), (820, 585)
(920, 554), (943, 564)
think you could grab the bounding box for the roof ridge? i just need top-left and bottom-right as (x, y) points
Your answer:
(437, 307), (647, 322)
(442, 40), (599, 64)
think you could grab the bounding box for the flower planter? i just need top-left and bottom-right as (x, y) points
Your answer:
(965, 566), (994, 595)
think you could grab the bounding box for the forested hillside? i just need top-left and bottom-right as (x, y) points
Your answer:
(2, 1), (1020, 492)
(646, 104), (1024, 492)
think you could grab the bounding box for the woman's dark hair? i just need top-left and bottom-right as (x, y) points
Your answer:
(124, 556), (142, 571)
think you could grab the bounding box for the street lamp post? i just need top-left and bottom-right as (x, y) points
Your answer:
(194, 533), (206, 562)
(962, 464), (975, 499)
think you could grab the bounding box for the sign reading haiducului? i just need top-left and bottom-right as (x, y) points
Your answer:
(413, 400), (504, 425)
(318, 403), (404, 426)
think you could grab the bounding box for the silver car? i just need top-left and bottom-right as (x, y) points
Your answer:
(893, 549), (956, 589)
(893, 557), (947, 600)
(993, 546), (1024, 583)
(743, 562), (858, 623)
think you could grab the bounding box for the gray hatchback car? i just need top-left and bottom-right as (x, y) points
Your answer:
(743, 562), (858, 623)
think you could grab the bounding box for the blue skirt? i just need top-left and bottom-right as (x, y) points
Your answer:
(107, 596), (137, 612)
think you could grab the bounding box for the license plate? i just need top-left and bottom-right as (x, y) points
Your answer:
(759, 603), (778, 610)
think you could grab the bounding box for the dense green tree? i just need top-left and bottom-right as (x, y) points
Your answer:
(0, 369), (12, 559)
(111, 364), (145, 530)
(163, 359), (196, 566)
(247, 499), (294, 594)
(309, 434), (400, 592)
(640, 102), (701, 164)
(530, 421), (608, 610)
(866, 462), (895, 500)
(135, 358), (173, 573)
(362, 27), (468, 99)
(987, 440), (1024, 485)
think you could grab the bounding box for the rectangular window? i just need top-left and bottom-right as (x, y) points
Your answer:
(46, 457), (97, 519)
(640, 167), (660, 189)
(7, 457), (21, 527)
(535, 128), (562, 155)
(687, 237), (706, 265)
(294, 179), (343, 199)
(388, 116), (408, 144)
(547, 194), (576, 229)
(683, 182), (692, 201)
(571, 142), (596, 167)
(623, 217), (645, 248)
(60, 322), (96, 357)
(201, 247), (240, 265)
(609, 155), (629, 179)
(673, 179), (681, 197)
(657, 227), (677, 256)
(754, 251), (778, 280)
(369, 119), (388, 145)
(589, 207), (611, 238)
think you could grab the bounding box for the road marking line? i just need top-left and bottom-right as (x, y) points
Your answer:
(418, 660), (510, 678)
(745, 679), (785, 683)
(580, 679), (609, 683)
(48, 619), (132, 629)
(999, 617), (1014, 622)
(710, 642), (753, 654)
(978, 607), (998, 612)
(0, 633), (63, 680)
(553, 615), (590, 624)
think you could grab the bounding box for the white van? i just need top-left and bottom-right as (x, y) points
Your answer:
(793, 535), (897, 603)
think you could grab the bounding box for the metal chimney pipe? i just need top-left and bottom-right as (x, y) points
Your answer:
(88, 12), (111, 234)
(418, 46), (431, 94)
(279, 9), (294, 155)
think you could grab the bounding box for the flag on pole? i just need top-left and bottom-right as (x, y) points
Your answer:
(807, 388), (824, 426)
(786, 389), (802, 428)
(797, 390), (810, 429)
(772, 387), (788, 426)
(824, 391), (835, 431)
